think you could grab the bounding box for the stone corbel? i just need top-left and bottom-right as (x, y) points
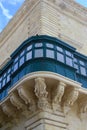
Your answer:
(63, 87), (79, 114)
(10, 92), (26, 110)
(78, 96), (87, 119)
(17, 86), (31, 104)
(34, 77), (48, 110)
(0, 108), (7, 125)
(1, 101), (16, 117)
(52, 82), (66, 111)
(17, 86), (36, 112)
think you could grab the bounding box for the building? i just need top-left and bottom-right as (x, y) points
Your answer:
(0, 0), (87, 130)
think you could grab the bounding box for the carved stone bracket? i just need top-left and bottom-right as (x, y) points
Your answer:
(10, 92), (26, 110)
(34, 77), (48, 110)
(0, 108), (7, 125)
(17, 86), (31, 104)
(52, 82), (66, 111)
(78, 96), (87, 118)
(1, 101), (16, 117)
(63, 87), (79, 114)
(17, 86), (36, 112)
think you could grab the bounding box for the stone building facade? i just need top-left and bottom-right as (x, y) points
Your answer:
(0, 0), (87, 130)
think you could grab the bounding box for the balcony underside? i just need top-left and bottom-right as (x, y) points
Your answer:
(0, 71), (87, 128)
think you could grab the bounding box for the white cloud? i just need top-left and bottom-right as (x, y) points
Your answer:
(0, 2), (12, 19)
(9, 0), (24, 5)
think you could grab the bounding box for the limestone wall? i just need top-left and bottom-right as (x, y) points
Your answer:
(0, 0), (87, 67)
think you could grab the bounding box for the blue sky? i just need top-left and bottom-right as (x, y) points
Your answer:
(0, 0), (87, 33)
(76, 0), (87, 7)
(0, 0), (24, 32)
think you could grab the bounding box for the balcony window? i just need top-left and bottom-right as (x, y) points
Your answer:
(7, 75), (10, 83)
(34, 49), (43, 58)
(80, 66), (86, 76)
(14, 57), (18, 62)
(79, 60), (85, 66)
(35, 43), (43, 48)
(20, 50), (25, 57)
(26, 51), (32, 61)
(46, 43), (54, 48)
(66, 57), (73, 66)
(2, 79), (6, 87)
(46, 49), (54, 59)
(57, 52), (64, 63)
(65, 50), (72, 57)
(13, 62), (18, 72)
(27, 45), (32, 51)
(74, 58), (87, 76)
(57, 46), (63, 52)
(0, 77), (2, 89)
(19, 56), (25, 66)
(0, 82), (1, 89)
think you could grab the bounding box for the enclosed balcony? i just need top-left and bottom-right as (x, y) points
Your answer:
(0, 35), (87, 101)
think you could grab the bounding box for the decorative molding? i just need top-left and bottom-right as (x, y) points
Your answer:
(34, 77), (49, 110)
(63, 87), (79, 114)
(17, 86), (36, 112)
(17, 86), (31, 104)
(0, 108), (7, 125)
(1, 101), (16, 117)
(52, 82), (66, 111)
(10, 92), (25, 110)
(78, 96), (87, 114)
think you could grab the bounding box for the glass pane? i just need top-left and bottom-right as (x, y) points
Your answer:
(74, 58), (78, 63)
(46, 49), (54, 59)
(79, 60), (85, 66)
(27, 45), (32, 51)
(7, 75), (10, 83)
(66, 57), (73, 66)
(35, 49), (43, 58)
(0, 82), (1, 89)
(66, 50), (72, 57)
(80, 67), (86, 76)
(8, 68), (11, 73)
(14, 57), (18, 62)
(57, 52), (64, 63)
(13, 62), (18, 72)
(46, 43), (54, 48)
(2, 79), (6, 87)
(0, 77), (2, 82)
(26, 51), (32, 61)
(57, 46), (63, 52)
(74, 63), (79, 72)
(3, 73), (6, 78)
(20, 50), (25, 57)
(35, 43), (43, 47)
(19, 57), (24, 66)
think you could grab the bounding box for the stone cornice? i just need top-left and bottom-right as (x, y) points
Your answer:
(43, 0), (87, 25)
(64, 0), (87, 15)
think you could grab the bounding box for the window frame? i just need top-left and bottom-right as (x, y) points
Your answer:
(74, 57), (87, 76)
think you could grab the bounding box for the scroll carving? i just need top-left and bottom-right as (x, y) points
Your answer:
(1, 102), (16, 117)
(34, 77), (48, 110)
(17, 86), (36, 112)
(52, 82), (65, 104)
(17, 86), (31, 104)
(10, 92), (25, 110)
(63, 87), (79, 114)
(52, 82), (66, 111)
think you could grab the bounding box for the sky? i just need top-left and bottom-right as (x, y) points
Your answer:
(0, 0), (87, 33)
(0, 0), (25, 32)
